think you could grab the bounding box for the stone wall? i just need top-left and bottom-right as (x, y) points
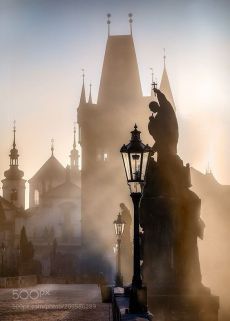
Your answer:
(0, 275), (37, 288)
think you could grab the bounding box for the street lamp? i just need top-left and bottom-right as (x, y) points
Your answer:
(113, 213), (126, 287)
(1, 242), (6, 276)
(120, 124), (151, 312)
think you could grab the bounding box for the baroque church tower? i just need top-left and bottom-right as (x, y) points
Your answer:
(2, 123), (26, 209)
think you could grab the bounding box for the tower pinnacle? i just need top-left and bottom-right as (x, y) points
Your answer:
(80, 69), (86, 104)
(160, 51), (176, 111)
(70, 123), (80, 181)
(9, 121), (19, 166)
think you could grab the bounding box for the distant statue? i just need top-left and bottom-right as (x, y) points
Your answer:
(148, 89), (178, 159)
(120, 203), (132, 283)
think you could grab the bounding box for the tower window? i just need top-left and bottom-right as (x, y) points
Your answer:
(11, 189), (18, 201)
(103, 153), (108, 161)
(34, 190), (40, 206)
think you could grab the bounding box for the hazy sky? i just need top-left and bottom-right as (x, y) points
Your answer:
(1, 0), (230, 200)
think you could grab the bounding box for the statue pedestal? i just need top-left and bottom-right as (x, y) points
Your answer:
(148, 293), (219, 321)
(140, 155), (219, 320)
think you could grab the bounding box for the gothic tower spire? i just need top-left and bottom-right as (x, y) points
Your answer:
(160, 49), (176, 111)
(80, 69), (86, 105)
(88, 83), (92, 104)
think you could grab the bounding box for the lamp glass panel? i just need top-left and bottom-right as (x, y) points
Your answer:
(122, 153), (131, 180)
(141, 152), (150, 180)
(130, 153), (141, 181)
(114, 222), (125, 236)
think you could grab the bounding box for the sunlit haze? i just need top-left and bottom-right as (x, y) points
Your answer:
(1, 0), (229, 202)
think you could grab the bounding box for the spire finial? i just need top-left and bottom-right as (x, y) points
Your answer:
(80, 69), (86, 104)
(51, 138), (54, 156)
(73, 122), (77, 149)
(82, 68), (85, 84)
(107, 13), (111, 36)
(13, 120), (16, 148)
(128, 13), (133, 35)
(163, 48), (166, 68)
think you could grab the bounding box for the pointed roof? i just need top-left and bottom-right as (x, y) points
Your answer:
(97, 35), (142, 105)
(29, 155), (65, 183)
(160, 65), (176, 111)
(79, 70), (86, 105)
(88, 83), (92, 104)
(70, 125), (79, 167)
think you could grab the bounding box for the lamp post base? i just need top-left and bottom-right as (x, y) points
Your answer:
(129, 286), (148, 314)
(115, 273), (123, 287)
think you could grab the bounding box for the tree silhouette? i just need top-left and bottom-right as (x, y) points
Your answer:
(20, 226), (34, 262)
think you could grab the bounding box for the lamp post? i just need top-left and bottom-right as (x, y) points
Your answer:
(113, 213), (126, 287)
(17, 245), (20, 276)
(120, 124), (151, 312)
(1, 243), (6, 276)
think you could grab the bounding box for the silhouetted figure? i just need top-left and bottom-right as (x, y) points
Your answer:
(148, 89), (178, 160)
(120, 203), (132, 284)
(140, 89), (219, 320)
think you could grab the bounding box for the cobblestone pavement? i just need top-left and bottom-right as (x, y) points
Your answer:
(0, 284), (112, 321)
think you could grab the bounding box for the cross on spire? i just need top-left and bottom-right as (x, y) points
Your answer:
(152, 80), (158, 97)
(51, 138), (54, 156)
(128, 13), (133, 35)
(107, 13), (111, 36)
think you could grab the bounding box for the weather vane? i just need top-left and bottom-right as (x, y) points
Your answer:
(128, 13), (133, 35)
(107, 13), (111, 36)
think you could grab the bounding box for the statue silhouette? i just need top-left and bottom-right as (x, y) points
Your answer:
(141, 89), (207, 295)
(148, 89), (178, 160)
(120, 203), (132, 283)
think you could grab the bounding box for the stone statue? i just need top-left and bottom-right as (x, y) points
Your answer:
(148, 89), (178, 160)
(120, 203), (132, 283)
(140, 89), (206, 294)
